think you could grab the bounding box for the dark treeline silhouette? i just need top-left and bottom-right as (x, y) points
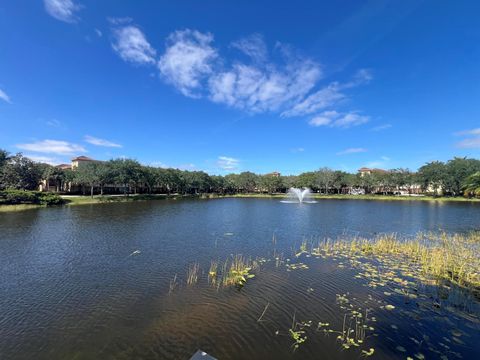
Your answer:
(1, 149), (480, 197)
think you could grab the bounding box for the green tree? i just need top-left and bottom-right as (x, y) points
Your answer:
(260, 174), (284, 194)
(418, 161), (447, 196)
(444, 157), (480, 196)
(109, 158), (142, 196)
(316, 167), (336, 194)
(463, 172), (480, 197)
(0, 153), (42, 190)
(74, 162), (100, 197)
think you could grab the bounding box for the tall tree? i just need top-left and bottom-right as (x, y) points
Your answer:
(0, 153), (42, 190)
(418, 161), (447, 196)
(316, 167), (336, 194)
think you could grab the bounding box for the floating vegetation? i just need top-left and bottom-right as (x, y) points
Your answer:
(289, 313), (311, 350)
(295, 239), (308, 257)
(286, 262), (309, 271)
(186, 262), (200, 285)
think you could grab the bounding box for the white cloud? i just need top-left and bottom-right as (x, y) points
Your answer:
(0, 88), (11, 103)
(290, 147), (305, 153)
(95, 28), (102, 37)
(454, 128), (480, 148)
(282, 83), (344, 117)
(336, 147), (367, 155)
(115, 26), (373, 122)
(112, 25), (156, 65)
(209, 57), (321, 113)
(217, 156), (239, 170)
(46, 119), (61, 127)
(16, 139), (86, 155)
(456, 137), (480, 149)
(231, 33), (268, 63)
(158, 29), (218, 97)
(371, 124), (392, 132)
(455, 128), (480, 136)
(84, 135), (122, 148)
(43, 0), (80, 23)
(364, 156), (391, 169)
(24, 154), (60, 165)
(309, 110), (369, 128)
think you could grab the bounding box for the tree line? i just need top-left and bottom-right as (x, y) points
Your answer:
(1, 149), (480, 197)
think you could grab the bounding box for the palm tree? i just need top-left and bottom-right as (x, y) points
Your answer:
(463, 172), (480, 197)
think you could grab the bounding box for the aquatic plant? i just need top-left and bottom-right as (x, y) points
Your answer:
(289, 313), (311, 350)
(186, 262), (200, 285)
(318, 232), (480, 293)
(208, 260), (218, 285)
(169, 273), (178, 294)
(221, 255), (256, 287)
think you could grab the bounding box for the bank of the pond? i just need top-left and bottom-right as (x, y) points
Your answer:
(1, 192), (479, 212)
(221, 193), (480, 202)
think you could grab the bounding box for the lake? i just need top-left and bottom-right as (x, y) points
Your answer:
(1, 198), (479, 359)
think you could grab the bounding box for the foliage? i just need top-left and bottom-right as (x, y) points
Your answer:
(463, 171), (480, 197)
(0, 153), (43, 190)
(1, 149), (480, 198)
(0, 189), (64, 206)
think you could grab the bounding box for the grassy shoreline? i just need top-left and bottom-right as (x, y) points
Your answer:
(1, 193), (479, 212)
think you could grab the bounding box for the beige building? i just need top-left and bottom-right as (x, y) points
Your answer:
(71, 156), (98, 169)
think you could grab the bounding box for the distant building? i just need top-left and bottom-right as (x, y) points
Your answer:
(266, 171), (281, 177)
(71, 156), (98, 169)
(357, 167), (387, 177)
(56, 164), (72, 170)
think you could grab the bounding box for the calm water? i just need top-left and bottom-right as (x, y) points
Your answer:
(1, 198), (479, 359)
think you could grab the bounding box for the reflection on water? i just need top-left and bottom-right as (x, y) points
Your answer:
(0, 198), (479, 359)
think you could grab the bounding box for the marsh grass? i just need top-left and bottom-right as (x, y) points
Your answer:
(208, 260), (218, 285)
(169, 273), (178, 294)
(221, 254), (257, 287)
(314, 232), (480, 294)
(186, 262), (200, 285)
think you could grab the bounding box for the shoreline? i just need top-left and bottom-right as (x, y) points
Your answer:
(1, 193), (479, 212)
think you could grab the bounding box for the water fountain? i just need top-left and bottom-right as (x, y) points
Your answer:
(281, 187), (317, 203)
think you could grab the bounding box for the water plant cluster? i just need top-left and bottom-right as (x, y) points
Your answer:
(179, 255), (261, 290)
(169, 231), (479, 358)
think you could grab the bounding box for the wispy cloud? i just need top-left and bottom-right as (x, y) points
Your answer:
(309, 110), (369, 128)
(115, 26), (373, 124)
(46, 119), (61, 127)
(455, 128), (480, 136)
(457, 138), (480, 148)
(455, 128), (480, 148)
(371, 123), (392, 132)
(231, 33), (268, 63)
(0, 88), (11, 103)
(16, 139), (86, 155)
(178, 163), (196, 170)
(336, 147), (367, 155)
(84, 135), (122, 148)
(24, 154), (60, 165)
(112, 24), (156, 65)
(217, 156), (240, 170)
(282, 69), (371, 118)
(364, 156), (390, 169)
(43, 0), (81, 23)
(158, 29), (218, 98)
(290, 147), (305, 153)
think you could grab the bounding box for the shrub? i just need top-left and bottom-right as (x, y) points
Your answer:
(0, 190), (64, 206)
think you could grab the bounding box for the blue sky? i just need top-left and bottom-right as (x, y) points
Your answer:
(0, 0), (479, 174)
